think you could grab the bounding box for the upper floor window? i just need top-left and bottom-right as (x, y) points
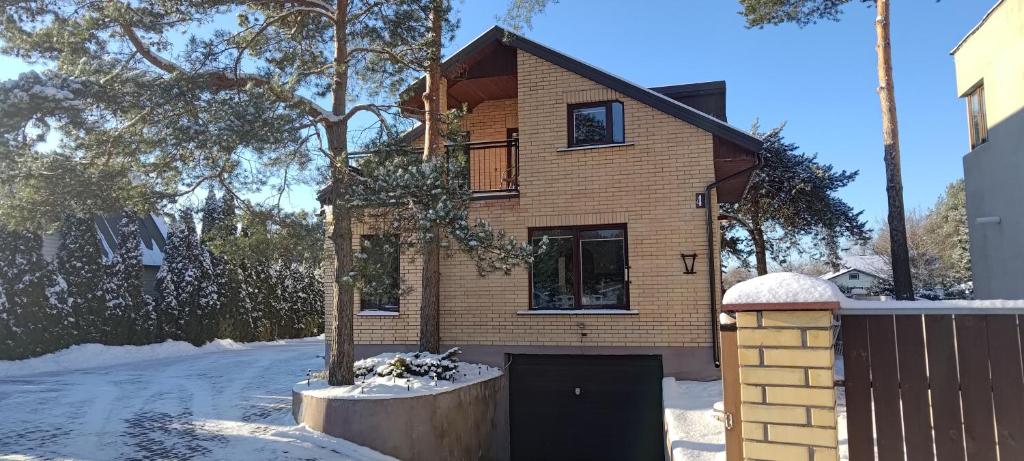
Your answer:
(967, 84), (988, 149)
(530, 225), (629, 310)
(568, 101), (625, 147)
(849, 273), (860, 281)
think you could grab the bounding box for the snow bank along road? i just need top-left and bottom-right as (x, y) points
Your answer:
(0, 338), (395, 461)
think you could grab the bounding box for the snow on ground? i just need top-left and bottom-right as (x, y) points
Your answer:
(663, 377), (850, 461)
(663, 378), (725, 461)
(296, 351), (501, 400)
(0, 335), (325, 379)
(0, 337), (394, 461)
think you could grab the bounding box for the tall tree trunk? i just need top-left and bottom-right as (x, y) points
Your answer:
(752, 228), (768, 276)
(327, 0), (355, 386)
(419, 0), (445, 353)
(874, 0), (914, 300)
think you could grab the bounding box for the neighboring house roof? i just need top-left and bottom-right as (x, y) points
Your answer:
(820, 254), (889, 281)
(94, 214), (168, 267)
(42, 214), (168, 267)
(950, 0), (1006, 55)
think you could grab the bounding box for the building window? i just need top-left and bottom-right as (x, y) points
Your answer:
(967, 85), (988, 148)
(567, 101), (625, 147)
(358, 235), (400, 312)
(849, 273), (860, 281)
(530, 225), (628, 310)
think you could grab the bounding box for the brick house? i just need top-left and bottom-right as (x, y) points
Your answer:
(319, 26), (762, 459)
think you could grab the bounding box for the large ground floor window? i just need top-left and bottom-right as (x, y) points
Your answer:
(358, 234), (400, 312)
(529, 224), (629, 310)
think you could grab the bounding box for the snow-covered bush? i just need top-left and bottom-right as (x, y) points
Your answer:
(355, 348), (462, 381)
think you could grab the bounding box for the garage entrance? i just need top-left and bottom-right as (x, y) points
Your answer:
(509, 354), (665, 461)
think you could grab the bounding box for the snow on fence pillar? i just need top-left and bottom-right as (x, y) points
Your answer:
(722, 273), (843, 461)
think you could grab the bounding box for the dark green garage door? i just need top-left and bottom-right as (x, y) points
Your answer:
(509, 355), (665, 461)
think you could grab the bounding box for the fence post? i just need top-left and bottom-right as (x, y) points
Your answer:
(725, 302), (840, 461)
(719, 314), (744, 461)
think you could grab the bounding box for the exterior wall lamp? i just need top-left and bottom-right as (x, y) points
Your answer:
(681, 253), (698, 275)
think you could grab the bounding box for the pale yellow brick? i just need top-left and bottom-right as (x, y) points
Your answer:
(741, 384), (763, 403)
(761, 311), (833, 328)
(738, 348), (761, 365)
(765, 386), (835, 407)
(762, 348), (833, 367)
(808, 369), (835, 387)
(805, 329), (833, 347)
(743, 441), (810, 461)
(740, 367), (806, 386)
(813, 447), (839, 461)
(768, 425), (838, 448)
(741, 403), (808, 424)
(811, 408), (837, 427)
(742, 422), (765, 440)
(736, 312), (759, 328)
(737, 329), (802, 347)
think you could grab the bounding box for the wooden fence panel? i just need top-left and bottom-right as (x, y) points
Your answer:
(841, 315), (875, 461)
(986, 315), (1024, 461)
(955, 315), (998, 461)
(924, 315), (966, 461)
(866, 315), (905, 461)
(842, 312), (1024, 461)
(894, 315), (934, 461)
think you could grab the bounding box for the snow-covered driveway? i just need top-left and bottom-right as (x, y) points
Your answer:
(0, 338), (394, 461)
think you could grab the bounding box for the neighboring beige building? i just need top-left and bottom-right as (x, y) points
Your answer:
(952, 0), (1024, 299)
(319, 26), (761, 460)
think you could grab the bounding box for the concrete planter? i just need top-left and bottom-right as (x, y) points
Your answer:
(293, 374), (503, 461)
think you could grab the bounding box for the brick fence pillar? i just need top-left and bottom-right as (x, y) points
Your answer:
(728, 303), (840, 461)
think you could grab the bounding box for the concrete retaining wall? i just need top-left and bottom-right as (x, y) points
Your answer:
(293, 374), (503, 461)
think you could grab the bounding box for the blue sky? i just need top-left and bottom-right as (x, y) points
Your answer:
(0, 1), (992, 223)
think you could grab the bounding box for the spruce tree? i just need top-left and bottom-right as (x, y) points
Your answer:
(55, 213), (107, 344)
(157, 211), (219, 345)
(101, 210), (149, 344)
(0, 227), (52, 358)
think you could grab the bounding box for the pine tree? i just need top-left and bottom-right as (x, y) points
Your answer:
(720, 123), (870, 275)
(55, 214), (107, 344)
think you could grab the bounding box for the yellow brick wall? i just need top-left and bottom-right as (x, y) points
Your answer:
(736, 310), (839, 461)
(326, 48), (724, 348)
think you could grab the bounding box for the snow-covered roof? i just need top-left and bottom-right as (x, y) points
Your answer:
(723, 272), (845, 305)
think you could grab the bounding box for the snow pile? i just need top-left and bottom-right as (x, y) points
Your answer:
(296, 351), (502, 400)
(723, 272), (846, 305)
(663, 378), (725, 461)
(0, 336), (322, 378)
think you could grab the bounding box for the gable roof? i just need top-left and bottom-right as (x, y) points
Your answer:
(404, 26), (763, 152)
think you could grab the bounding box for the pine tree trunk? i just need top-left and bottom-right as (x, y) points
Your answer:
(418, 1), (445, 354)
(875, 0), (914, 300)
(752, 230), (768, 276)
(327, 0), (356, 386)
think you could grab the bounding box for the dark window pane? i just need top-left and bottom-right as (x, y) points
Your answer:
(573, 106), (607, 145)
(359, 235), (400, 311)
(579, 229), (624, 240)
(611, 102), (624, 143)
(580, 232), (625, 307)
(531, 235), (576, 309)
